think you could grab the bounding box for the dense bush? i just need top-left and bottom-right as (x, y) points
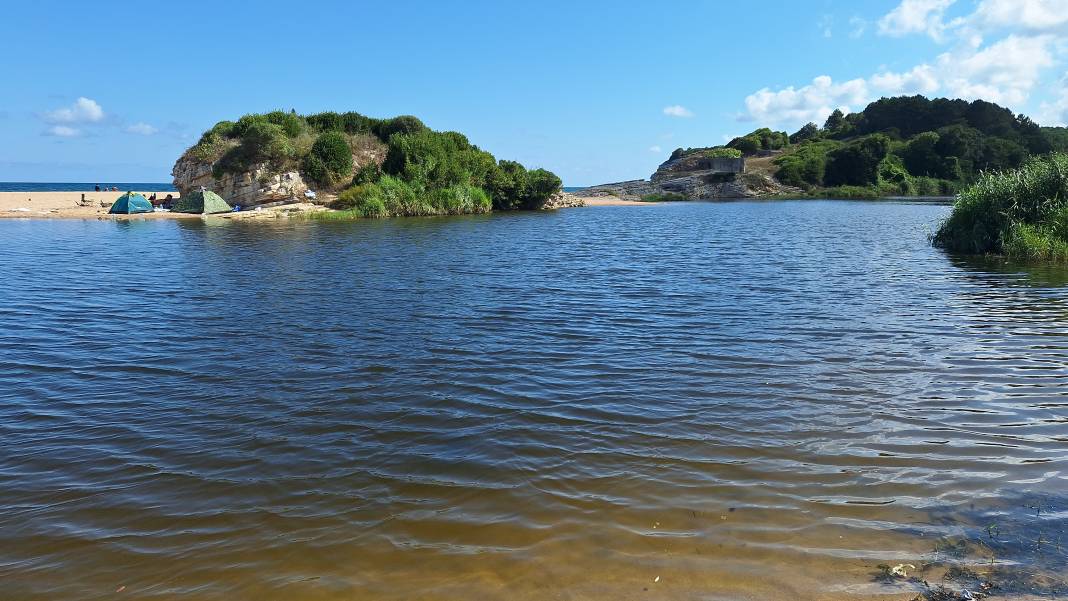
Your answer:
(727, 128), (789, 155)
(823, 135), (890, 187)
(934, 153), (1068, 260)
(790, 122), (820, 144)
(302, 131), (352, 186)
(727, 135), (760, 155)
(774, 140), (842, 188)
(186, 109), (561, 217)
(485, 161), (562, 210)
(704, 147), (743, 159)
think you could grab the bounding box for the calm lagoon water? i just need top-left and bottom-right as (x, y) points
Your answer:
(1, 200), (1066, 600)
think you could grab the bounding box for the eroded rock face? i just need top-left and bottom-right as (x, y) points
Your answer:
(541, 191), (586, 209)
(577, 155), (797, 200)
(171, 154), (308, 208)
(171, 138), (388, 208)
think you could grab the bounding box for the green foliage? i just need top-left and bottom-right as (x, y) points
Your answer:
(213, 121), (294, 177)
(790, 122), (821, 144)
(811, 186), (880, 199)
(384, 130), (496, 190)
(352, 162), (382, 186)
(934, 152), (1068, 260)
(728, 135), (760, 155)
(1042, 127), (1068, 153)
(728, 128), (789, 155)
(824, 134), (890, 187)
(187, 108), (559, 217)
(485, 161), (562, 210)
(640, 192), (688, 202)
(330, 176), (491, 218)
(704, 147), (742, 159)
(374, 115), (429, 141)
(774, 139), (842, 188)
(302, 131), (352, 186)
(824, 109), (846, 132)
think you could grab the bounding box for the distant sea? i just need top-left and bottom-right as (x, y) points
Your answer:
(562, 186), (584, 192)
(0, 182), (177, 192)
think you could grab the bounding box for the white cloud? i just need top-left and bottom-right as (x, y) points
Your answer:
(743, 0), (1065, 129)
(1037, 72), (1068, 126)
(871, 64), (940, 95)
(939, 34), (1054, 105)
(819, 14), (833, 38)
(878, 0), (957, 41)
(849, 16), (868, 38)
(663, 105), (694, 118)
(743, 75), (868, 126)
(649, 145), (662, 153)
(43, 97), (104, 124)
(45, 125), (80, 137)
(125, 122), (157, 135)
(971, 0), (1068, 33)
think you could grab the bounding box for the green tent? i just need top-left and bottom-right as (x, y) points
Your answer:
(171, 189), (232, 214)
(109, 192), (154, 214)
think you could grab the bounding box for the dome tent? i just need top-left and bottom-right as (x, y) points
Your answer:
(108, 192), (154, 214)
(171, 188), (232, 214)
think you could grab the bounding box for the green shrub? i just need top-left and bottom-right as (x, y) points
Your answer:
(264, 110), (304, 137)
(934, 153), (1068, 258)
(640, 192), (688, 202)
(332, 183), (388, 217)
(814, 186), (880, 199)
(773, 140), (841, 188)
(186, 108), (560, 216)
(824, 134), (890, 186)
(302, 131), (352, 186)
(352, 162), (382, 186)
(374, 115), (428, 141)
(727, 135), (761, 155)
(704, 147), (742, 159)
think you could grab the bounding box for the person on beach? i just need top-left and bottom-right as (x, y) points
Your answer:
(94, 184), (100, 191)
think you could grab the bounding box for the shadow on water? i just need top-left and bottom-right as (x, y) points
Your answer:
(876, 493), (1068, 599)
(946, 254), (1068, 288)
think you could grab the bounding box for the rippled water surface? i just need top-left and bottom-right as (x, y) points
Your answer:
(2, 201), (1067, 601)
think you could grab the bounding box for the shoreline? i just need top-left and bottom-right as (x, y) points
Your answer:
(0, 190), (655, 220)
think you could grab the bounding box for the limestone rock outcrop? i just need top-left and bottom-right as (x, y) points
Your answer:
(171, 156), (309, 208)
(541, 191), (586, 209)
(577, 154), (798, 200)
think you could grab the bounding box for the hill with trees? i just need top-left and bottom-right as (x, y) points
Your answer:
(672, 96), (1068, 199)
(175, 110), (561, 217)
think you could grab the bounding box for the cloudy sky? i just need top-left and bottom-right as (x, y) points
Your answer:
(1, 0), (1066, 185)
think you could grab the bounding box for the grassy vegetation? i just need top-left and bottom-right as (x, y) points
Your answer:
(934, 152), (1068, 261)
(185, 109), (561, 217)
(640, 192), (688, 202)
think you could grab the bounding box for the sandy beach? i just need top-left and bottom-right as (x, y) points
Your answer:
(0, 191), (186, 220)
(574, 195), (651, 206)
(0, 190), (649, 220)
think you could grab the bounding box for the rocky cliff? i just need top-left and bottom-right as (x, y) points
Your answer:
(171, 157), (309, 208)
(171, 138), (388, 208)
(578, 153), (798, 200)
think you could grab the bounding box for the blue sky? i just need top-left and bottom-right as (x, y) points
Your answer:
(1, 0), (1066, 185)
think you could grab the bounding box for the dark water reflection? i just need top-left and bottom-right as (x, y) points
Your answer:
(1, 200), (1066, 600)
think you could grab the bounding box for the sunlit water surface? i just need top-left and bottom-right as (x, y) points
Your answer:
(1, 201), (1066, 601)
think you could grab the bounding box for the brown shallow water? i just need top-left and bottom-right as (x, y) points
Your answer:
(0, 200), (1066, 600)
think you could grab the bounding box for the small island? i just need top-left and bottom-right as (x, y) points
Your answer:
(173, 110), (581, 219)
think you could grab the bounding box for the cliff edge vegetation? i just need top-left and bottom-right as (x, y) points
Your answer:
(179, 110), (561, 216)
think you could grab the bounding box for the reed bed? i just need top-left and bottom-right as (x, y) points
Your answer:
(934, 153), (1068, 262)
